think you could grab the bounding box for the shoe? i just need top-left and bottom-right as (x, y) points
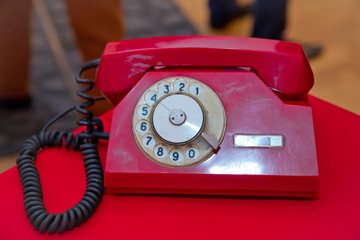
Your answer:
(0, 97), (31, 110)
(286, 39), (323, 59)
(210, 4), (253, 29)
(301, 43), (323, 59)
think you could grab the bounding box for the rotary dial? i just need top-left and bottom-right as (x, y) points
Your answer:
(132, 76), (226, 167)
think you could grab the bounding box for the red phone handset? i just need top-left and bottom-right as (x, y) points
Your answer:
(96, 35), (313, 105)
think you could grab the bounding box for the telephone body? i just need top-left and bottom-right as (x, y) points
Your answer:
(96, 36), (319, 197)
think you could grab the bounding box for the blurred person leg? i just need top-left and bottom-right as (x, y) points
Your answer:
(0, 0), (43, 157)
(0, 0), (32, 109)
(252, 0), (287, 40)
(252, 0), (322, 58)
(209, 0), (252, 29)
(65, 0), (124, 116)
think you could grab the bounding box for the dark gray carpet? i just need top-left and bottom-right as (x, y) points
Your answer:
(0, 0), (197, 156)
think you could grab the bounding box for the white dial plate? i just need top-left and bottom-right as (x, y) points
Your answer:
(152, 94), (204, 144)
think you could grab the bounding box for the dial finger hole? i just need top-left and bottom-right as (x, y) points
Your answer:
(169, 149), (184, 162)
(186, 146), (200, 160)
(154, 145), (168, 159)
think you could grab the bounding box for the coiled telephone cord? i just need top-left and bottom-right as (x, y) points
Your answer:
(16, 58), (106, 234)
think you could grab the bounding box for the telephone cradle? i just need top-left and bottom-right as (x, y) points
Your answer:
(96, 36), (319, 198)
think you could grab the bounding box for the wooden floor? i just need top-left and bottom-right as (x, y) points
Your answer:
(1, 0), (359, 174)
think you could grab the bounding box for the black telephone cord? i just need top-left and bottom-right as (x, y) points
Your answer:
(16, 58), (106, 234)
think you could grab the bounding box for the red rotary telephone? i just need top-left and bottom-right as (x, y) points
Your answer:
(96, 36), (318, 197)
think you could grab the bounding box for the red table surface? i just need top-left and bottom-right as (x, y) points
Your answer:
(0, 96), (359, 239)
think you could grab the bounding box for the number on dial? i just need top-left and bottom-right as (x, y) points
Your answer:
(137, 105), (150, 118)
(136, 120), (149, 134)
(158, 82), (171, 95)
(174, 79), (187, 92)
(189, 83), (202, 96)
(142, 134), (156, 149)
(170, 150), (184, 162)
(145, 91), (158, 105)
(186, 147), (200, 159)
(154, 145), (168, 158)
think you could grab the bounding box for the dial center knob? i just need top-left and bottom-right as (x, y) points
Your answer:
(169, 109), (186, 125)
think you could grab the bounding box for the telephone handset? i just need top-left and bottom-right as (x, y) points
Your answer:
(97, 36), (319, 197)
(96, 35), (314, 105)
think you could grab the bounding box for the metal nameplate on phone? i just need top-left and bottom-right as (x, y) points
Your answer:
(233, 135), (284, 148)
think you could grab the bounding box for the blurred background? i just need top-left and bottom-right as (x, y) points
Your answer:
(0, 0), (359, 173)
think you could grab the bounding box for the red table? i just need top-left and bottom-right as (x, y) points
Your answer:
(0, 96), (359, 239)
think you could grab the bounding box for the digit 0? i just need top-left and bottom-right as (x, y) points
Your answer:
(188, 149), (195, 158)
(186, 148), (199, 159)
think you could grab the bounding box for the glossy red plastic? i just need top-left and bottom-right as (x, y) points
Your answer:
(105, 68), (319, 197)
(96, 36), (314, 104)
